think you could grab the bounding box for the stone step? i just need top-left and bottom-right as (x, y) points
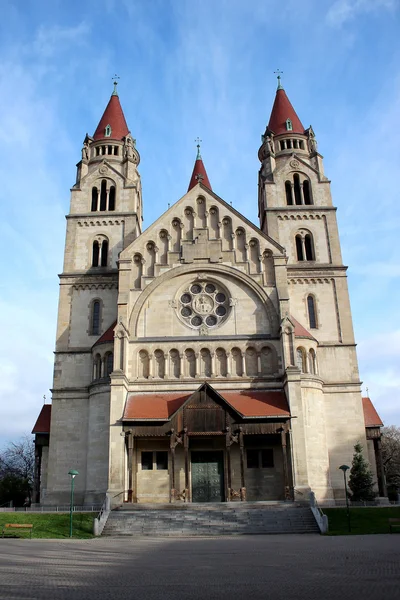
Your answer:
(102, 505), (320, 536)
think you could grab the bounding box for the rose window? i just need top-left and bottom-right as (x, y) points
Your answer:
(177, 280), (230, 330)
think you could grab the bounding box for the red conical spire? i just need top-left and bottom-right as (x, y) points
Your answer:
(267, 78), (304, 136)
(93, 81), (130, 141)
(188, 142), (212, 192)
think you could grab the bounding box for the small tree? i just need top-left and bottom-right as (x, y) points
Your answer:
(348, 442), (376, 501)
(0, 436), (35, 507)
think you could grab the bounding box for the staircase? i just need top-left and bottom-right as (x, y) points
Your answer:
(102, 502), (320, 536)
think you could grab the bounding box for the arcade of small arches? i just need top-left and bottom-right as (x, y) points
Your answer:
(93, 351), (114, 381)
(295, 230), (315, 261)
(285, 174), (312, 206)
(92, 236), (109, 268)
(136, 345), (278, 379)
(296, 347), (318, 375)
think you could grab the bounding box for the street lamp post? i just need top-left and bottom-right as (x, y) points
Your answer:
(68, 470), (79, 538)
(339, 465), (351, 532)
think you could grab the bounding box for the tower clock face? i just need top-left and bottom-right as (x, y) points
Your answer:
(176, 279), (231, 330)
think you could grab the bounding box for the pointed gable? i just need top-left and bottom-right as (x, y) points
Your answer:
(291, 316), (316, 340)
(93, 93), (130, 141)
(268, 88), (305, 136)
(93, 321), (116, 347)
(362, 397), (383, 427)
(32, 404), (52, 434)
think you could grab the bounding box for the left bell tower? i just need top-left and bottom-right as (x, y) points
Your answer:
(45, 82), (142, 504)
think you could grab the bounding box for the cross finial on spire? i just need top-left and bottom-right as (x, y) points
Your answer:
(195, 137), (202, 159)
(274, 69), (284, 90)
(366, 386), (369, 397)
(112, 74), (120, 96)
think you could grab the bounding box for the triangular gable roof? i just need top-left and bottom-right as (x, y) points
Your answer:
(120, 182), (286, 259)
(32, 404), (52, 434)
(362, 397), (383, 427)
(93, 321), (116, 347)
(123, 383), (290, 420)
(291, 316), (316, 340)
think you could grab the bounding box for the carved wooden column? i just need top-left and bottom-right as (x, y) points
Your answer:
(239, 427), (246, 501)
(281, 425), (292, 501)
(127, 431), (134, 503)
(183, 428), (190, 502)
(170, 429), (176, 503)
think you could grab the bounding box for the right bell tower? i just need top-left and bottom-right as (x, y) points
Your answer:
(258, 75), (368, 500)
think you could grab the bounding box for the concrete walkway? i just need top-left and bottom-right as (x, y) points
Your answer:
(0, 534), (399, 599)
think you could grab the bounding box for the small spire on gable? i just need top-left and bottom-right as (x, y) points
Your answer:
(93, 77), (130, 141)
(188, 138), (212, 192)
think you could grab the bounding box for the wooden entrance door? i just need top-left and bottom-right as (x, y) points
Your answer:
(191, 451), (224, 502)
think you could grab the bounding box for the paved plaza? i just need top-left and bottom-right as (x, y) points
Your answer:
(0, 534), (399, 600)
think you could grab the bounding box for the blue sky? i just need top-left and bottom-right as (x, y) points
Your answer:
(0, 0), (399, 447)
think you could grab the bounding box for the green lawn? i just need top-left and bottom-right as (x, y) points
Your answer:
(0, 512), (95, 539)
(324, 507), (400, 535)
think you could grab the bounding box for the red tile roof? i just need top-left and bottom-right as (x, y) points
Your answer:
(93, 321), (116, 347)
(362, 397), (383, 427)
(291, 316), (315, 340)
(123, 389), (289, 420)
(218, 390), (290, 418)
(124, 393), (192, 420)
(32, 405), (52, 434)
(93, 94), (130, 141)
(268, 88), (305, 136)
(188, 155), (212, 192)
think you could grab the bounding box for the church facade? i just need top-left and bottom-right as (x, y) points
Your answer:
(32, 79), (386, 506)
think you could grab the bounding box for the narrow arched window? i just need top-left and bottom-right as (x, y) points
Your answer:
(296, 348), (306, 373)
(304, 234), (314, 260)
(108, 186), (115, 211)
(285, 181), (293, 205)
(105, 124), (111, 137)
(94, 354), (101, 379)
(303, 180), (312, 205)
(101, 240), (108, 267)
(309, 349), (317, 374)
(296, 235), (304, 261)
(92, 301), (100, 335)
(92, 241), (100, 267)
(293, 174), (301, 205)
(91, 187), (98, 212)
(307, 295), (317, 329)
(100, 180), (107, 211)
(286, 119), (293, 131)
(105, 353), (113, 376)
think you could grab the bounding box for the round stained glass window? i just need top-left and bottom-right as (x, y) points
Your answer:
(191, 315), (202, 327)
(176, 279), (231, 330)
(206, 315), (217, 326)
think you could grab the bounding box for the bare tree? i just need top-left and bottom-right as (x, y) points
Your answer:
(382, 426), (400, 495)
(0, 435), (35, 506)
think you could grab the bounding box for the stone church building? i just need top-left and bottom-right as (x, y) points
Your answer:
(32, 79), (386, 506)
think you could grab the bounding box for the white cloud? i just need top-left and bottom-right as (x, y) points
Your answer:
(327, 0), (398, 26)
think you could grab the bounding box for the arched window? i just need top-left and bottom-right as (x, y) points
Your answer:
(286, 119), (293, 131)
(91, 301), (100, 335)
(293, 174), (302, 205)
(296, 348), (306, 373)
(105, 352), (113, 377)
(295, 235), (304, 261)
(309, 349), (317, 374)
(304, 234), (314, 260)
(100, 240), (108, 267)
(92, 241), (100, 267)
(303, 180), (312, 205)
(285, 181), (293, 205)
(100, 180), (107, 211)
(108, 186), (115, 211)
(94, 354), (101, 379)
(307, 295), (317, 329)
(105, 124), (111, 137)
(91, 187), (98, 212)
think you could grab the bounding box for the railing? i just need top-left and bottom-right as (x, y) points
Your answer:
(93, 496), (111, 536)
(309, 492), (328, 533)
(0, 505), (102, 513)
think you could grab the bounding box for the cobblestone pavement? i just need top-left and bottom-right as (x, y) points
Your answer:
(0, 534), (399, 600)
